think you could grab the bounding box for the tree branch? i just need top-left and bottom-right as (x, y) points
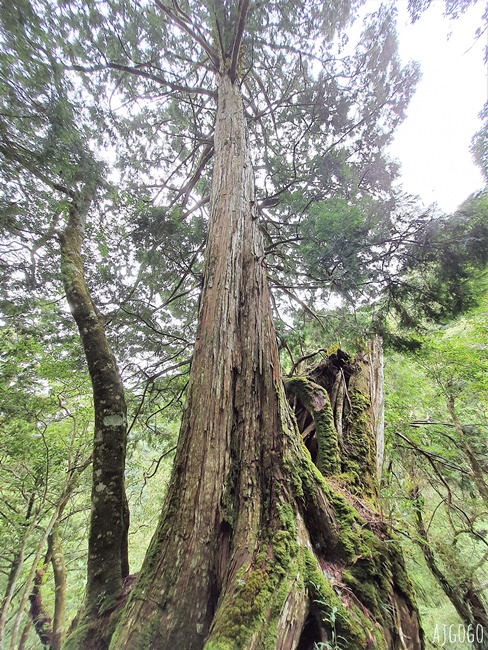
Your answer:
(394, 430), (467, 474)
(154, 0), (219, 69)
(70, 62), (216, 97)
(268, 276), (326, 331)
(170, 143), (214, 209)
(287, 349), (327, 377)
(229, 0), (250, 81)
(0, 142), (74, 198)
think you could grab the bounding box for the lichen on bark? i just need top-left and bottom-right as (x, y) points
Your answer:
(59, 191), (129, 646)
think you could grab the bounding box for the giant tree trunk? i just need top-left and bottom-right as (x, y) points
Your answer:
(106, 73), (423, 650)
(59, 194), (129, 618)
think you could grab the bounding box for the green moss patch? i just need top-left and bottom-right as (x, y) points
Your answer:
(285, 377), (340, 476)
(341, 381), (377, 499)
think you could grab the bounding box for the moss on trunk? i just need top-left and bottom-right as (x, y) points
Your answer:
(103, 70), (423, 650)
(285, 377), (340, 477)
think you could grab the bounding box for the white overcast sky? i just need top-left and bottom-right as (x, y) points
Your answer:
(387, 1), (486, 213)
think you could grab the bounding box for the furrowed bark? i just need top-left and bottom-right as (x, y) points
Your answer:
(287, 353), (423, 649)
(59, 194), (129, 614)
(110, 70), (298, 650)
(109, 70), (423, 650)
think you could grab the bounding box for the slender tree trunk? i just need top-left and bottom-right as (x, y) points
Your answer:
(0, 537), (30, 648)
(17, 622), (31, 650)
(50, 522), (67, 650)
(108, 73), (423, 650)
(0, 493), (37, 649)
(368, 335), (385, 481)
(25, 479), (81, 650)
(59, 193), (129, 615)
(9, 475), (77, 650)
(447, 394), (488, 506)
(414, 495), (488, 650)
(29, 548), (53, 647)
(28, 523), (67, 649)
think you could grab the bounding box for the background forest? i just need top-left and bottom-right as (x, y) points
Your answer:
(0, 0), (487, 648)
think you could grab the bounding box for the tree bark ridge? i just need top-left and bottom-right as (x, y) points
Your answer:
(108, 74), (423, 650)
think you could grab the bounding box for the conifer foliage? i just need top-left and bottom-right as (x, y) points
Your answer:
(0, 1), (431, 648)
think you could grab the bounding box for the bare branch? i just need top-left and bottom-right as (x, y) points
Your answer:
(154, 0), (219, 69)
(180, 195), (210, 221)
(70, 62), (216, 98)
(287, 349), (327, 377)
(268, 276), (326, 331)
(229, 0), (250, 81)
(170, 143), (214, 209)
(394, 430), (467, 474)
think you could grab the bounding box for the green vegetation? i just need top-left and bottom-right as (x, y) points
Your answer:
(382, 290), (488, 648)
(0, 0), (487, 647)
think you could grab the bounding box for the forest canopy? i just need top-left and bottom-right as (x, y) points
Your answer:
(0, 0), (487, 649)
